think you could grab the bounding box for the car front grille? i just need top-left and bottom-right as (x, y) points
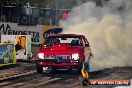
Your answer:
(45, 55), (71, 59)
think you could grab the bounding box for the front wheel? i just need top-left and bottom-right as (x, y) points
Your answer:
(82, 78), (88, 86)
(36, 64), (43, 74)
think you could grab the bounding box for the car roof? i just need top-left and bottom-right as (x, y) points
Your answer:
(48, 34), (83, 37)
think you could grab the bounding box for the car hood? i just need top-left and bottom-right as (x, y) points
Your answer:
(37, 44), (83, 54)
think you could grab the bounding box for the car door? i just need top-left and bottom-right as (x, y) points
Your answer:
(82, 36), (92, 63)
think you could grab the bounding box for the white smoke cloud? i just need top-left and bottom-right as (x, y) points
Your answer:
(59, 0), (132, 71)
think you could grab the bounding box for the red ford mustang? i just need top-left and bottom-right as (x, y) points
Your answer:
(35, 34), (92, 73)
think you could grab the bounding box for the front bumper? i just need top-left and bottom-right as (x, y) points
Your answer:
(35, 58), (79, 67)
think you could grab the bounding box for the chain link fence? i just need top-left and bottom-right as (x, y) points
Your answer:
(0, 5), (71, 25)
(0, 0), (98, 25)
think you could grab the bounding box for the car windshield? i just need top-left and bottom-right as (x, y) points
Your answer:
(45, 36), (83, 46)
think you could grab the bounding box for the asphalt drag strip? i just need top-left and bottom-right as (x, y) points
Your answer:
(0, 65), (132, 88)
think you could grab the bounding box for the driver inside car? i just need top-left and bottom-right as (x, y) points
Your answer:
(52, 38), (60, 44)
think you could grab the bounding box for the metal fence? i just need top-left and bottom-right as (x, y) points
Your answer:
(0, 6), (70, 25)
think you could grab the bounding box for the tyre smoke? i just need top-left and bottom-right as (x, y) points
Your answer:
(59, 0), (132, 71)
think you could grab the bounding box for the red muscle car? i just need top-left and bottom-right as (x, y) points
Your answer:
(35, 34), (91, 73)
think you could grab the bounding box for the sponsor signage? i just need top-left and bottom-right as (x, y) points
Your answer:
(0, 23), (43, 44)
(42, 25), (62, 42)
(1, 35), (32, 60)
(0, 43), (16, 66)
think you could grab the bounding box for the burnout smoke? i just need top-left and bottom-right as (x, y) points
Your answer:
(59, 0), (132, 71)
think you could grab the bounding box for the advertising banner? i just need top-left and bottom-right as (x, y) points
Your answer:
(0, 22), (43, 45)
(1, 35), (32, 60)
(42, 25), (62, 42)
(0, 43), (16, 66)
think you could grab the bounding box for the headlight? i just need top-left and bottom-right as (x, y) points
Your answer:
(72, 53), (79, 60)
(37, 53), (44, 59)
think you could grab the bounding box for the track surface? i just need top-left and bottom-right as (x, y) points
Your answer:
(0, 62), (132, 88)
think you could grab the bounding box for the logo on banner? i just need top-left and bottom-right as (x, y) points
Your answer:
(43, 28), (62, 38)
(0, 24), (40, 43)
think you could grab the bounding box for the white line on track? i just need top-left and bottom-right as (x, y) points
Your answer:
(0, 70), (36, 81)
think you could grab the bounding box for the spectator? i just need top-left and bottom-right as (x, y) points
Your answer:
(62, 11), (70, 20)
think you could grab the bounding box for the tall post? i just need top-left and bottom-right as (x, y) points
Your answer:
(0, 6), (2, 22)
(55, 0), (58, 25)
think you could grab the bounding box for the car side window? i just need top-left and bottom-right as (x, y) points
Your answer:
(78, 39), (83, 45)
(81, 38), (86, 47)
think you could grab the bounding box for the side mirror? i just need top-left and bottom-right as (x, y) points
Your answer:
(85, 44), (90, 47)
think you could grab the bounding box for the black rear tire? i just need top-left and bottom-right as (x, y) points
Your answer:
(77, 61), (83, 74)
(36, 64), (43, 74)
